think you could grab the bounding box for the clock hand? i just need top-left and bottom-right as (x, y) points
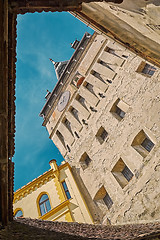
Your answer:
(59, 96), (65, 104)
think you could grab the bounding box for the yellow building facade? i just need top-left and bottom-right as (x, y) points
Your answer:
(13, 160), (93, 224)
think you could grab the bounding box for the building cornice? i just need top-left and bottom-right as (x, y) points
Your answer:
(39, 32), (94, 124)
(13, 162), (70, 203)
(13, 169), (54, 203)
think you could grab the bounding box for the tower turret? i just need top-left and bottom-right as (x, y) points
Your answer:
(49, 58), (69, 80)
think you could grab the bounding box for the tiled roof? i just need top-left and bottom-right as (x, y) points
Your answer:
(2, 218), (159, 240)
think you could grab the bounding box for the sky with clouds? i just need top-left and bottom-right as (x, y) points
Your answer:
(14, 12), (94, 191)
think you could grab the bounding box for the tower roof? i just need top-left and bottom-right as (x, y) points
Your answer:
(50, 58), (69, 80)
(40, 32), (92, 119)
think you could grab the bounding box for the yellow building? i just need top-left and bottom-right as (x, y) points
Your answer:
(13, 160), (93, 224)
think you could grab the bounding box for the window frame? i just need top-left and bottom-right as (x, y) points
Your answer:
(115, 106), (125, 119)
(96, 126), (108, 144)
(79, 152), (92, 170)
(70, 107), (79, 121)
(141, 138), (155, 152)
(77, 95), (86, 107)
(110, 99), (128, 121)
(142, 63), (156, 76)
(94, 186), (113, 211)
(14, 209), (23, 218)
(103, 192), (113, 210)
(56, 129), (66, 148)
(38, 193), (52, 217)
(61, 180), (71, 200)
(111, 158), (134, 189)
(131, 130), (155, 157)
(63, 118), (72, 132)
(121, 165), (134, 182)
(136, 61), (156, 77)
(85, 82), (94, 93)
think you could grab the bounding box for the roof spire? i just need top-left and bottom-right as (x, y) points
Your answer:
(49, 58), (69, 80)
(49, 58), (55, 64)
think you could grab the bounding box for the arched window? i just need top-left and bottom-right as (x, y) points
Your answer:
(39, 194), (51, 216)
(14, 210), (23, 218)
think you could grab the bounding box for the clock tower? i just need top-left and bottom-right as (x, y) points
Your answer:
(39, 32), (102, 223)
(40, 32), (93, 156)
(40, 30), (160, 225)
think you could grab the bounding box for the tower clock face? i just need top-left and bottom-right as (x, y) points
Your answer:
(57, 91), (70, 112)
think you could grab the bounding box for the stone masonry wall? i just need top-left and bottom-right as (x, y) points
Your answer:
(64, 35), (160, 224)
(46, 32), (160, 225)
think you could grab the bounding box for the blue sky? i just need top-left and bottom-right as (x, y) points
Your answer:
(14, 12), (94, 191)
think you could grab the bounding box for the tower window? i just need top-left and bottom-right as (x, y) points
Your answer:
(142, 63), (156, 76)
(63, 118), (72, 133)
(105, 47), (115, 55)
(98, 59), (114, 71)
(80, 152), (91, 170)
(76, 94), (89, 111)
(56, 130), (65, 147)
(84, 155), (91, 166)
(78, 95), (85, 106)
(64, 119), (71, 129)
(96, 127), (108, 144)
(110, 99), (129, 121)
(116, 107), (125, 119)
(121, 165), (134, 182)
(39, 194), (51, 216)
(136, 61), (156, 77)
(99, 60), (107, 67)
(131, 130), (155, 157)
(111, 158), (133, 188)
(85, 82), (94, 93)
(101, 129), (108, 141)
(62, 181), (71, 200)
(91, 70), (106, 83)
(70, 107), (79, 120)
(103, 193), (113, 209)
(141, 138), (154, 152)
(94, 186), (113, 211)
